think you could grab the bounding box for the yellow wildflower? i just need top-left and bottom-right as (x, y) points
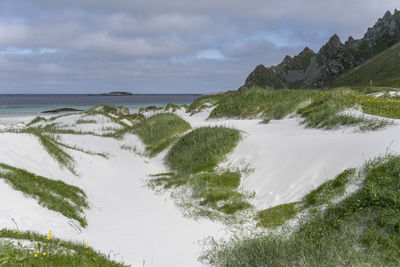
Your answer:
(34, 254), (38, 257)
(43, 252), (47, 256)
(36, 250), (40, 254)
(83, 242), (89, 246)
(43, 243), (46, 246)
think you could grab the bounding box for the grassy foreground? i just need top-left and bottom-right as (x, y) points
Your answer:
(0, 163), (88, 227)
(0, 229), (127, 266)
(203, 155), (400, 266)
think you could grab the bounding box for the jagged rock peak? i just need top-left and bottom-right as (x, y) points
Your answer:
(254, 64), (266, 70)
(283, 55), (293, 61)
(384, 10), (392, 19)
(299, 46), (315, 56)
(328, 34), (342, 46)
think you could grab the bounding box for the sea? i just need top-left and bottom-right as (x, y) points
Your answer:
(0, 94), (201, 117)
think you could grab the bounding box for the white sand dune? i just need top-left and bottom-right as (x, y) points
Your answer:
(1, 109), (400, 266)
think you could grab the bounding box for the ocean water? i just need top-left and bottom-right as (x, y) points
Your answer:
(0, 94), (201, 117)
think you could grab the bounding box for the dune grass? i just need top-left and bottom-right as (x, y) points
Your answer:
(0, 163), (88, 227)
(76, 119), (97, 124)
(187, 93), (227, 114)
(256, 202), (300, 228)
(206, 87), (395, 131)
(0, 229), (126, 266)
(166, 126), (241, 174)
(149, 126), (251, 217)
(149, 171), (251, 216)
(298, 88), (392, 130)
(304, 168), (355, 207)
(203, 155), (400, 266)
(26, 116), (47, 127)
(32, 132), (77, 175)
(133, 113), (191, 156)
(210, 88), (315, 120)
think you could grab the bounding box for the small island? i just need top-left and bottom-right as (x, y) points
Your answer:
(100, 91), (133, 96)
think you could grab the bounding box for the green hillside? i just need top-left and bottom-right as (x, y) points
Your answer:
(333, 42), (400, 88)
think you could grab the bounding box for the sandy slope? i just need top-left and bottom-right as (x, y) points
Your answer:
(0, 122), (224, 267)
(1, 109), (400, 266)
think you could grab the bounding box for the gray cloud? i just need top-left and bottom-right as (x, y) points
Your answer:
(0, 0), (398, 93)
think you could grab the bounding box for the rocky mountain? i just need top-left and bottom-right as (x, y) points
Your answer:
(240, 9), (400, 90)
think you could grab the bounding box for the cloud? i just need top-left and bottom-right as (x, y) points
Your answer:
(0, 0), (398, 93)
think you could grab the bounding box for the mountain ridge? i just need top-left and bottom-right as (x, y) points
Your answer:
(240, 9), (400, 90)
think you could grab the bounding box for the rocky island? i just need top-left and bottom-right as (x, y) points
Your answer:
(100, 91), (133, 96)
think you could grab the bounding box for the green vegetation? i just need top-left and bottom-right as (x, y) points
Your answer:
(164, 103), (182, 112)
(210, 87), (315, 120)
(86, 105), (129, 117)
(166, 126), (241, 174)
(33, 132), (76, 175)
(76, 119), (97, 124)
(0, 163), (88, 227)
(203, 155), (400, 266)
(0, 229), (126, 266)
(245, 65), (286, 89)
(149, 126), (251, 217)
(256, 202), (299, 228)
(297, 88), (391, 130)
(133, 113), (191, 156)
(208, 87), (397, 130)
(187, 93), (227, 114)
(304, 168), (355, 207)
(26, 116), (47, 127)
(150, 171), (250, 215)
(333, 42), (400, 88)
(118, 113), (145, 125)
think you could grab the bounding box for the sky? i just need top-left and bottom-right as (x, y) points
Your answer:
(0, 0), (399, 94)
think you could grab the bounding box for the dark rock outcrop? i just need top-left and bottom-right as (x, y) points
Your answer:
(241, 9), (400, 90)
(42, 108), (83, 113)
(99, 91), (133, 96)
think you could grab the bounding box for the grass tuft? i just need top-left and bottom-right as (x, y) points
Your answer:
(0, 163), (88, 227)
(256, 202), (300, 228)
(304, 168), (355, 207)
(166, 126), (241, 174)
(133, 113), (191, 156)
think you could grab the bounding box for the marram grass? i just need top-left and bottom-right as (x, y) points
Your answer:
(166, 126), (241, 174)
(202, 155), (400, 266)
(133, 113), (191, 156)
(0, 163), (88, 227)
